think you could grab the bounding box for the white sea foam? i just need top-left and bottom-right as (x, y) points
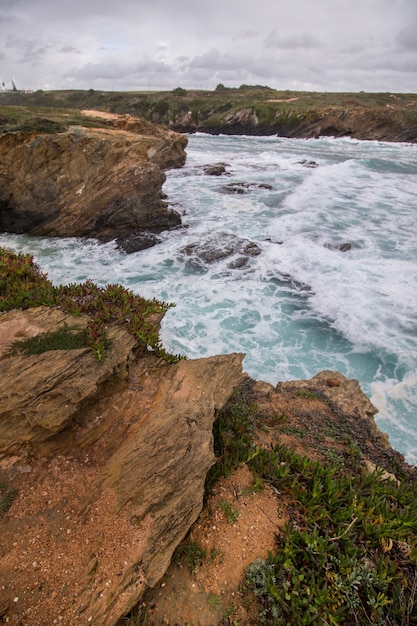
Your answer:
(1, 134), (416, 463)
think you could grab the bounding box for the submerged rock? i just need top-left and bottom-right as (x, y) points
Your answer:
(116, 231), (162, 254)
(324, 242), (352, 252)
(298, 159), (319, 168)
(203, 162), (230, 176)
(219, 181), (273, 195)
(180, 232), (261, 269)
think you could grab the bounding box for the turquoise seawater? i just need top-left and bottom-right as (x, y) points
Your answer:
(1, 134), (416, 463)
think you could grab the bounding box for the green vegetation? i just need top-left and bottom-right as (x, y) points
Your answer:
(0, 482), (18, 514)
(0, 104), (115, 135)
(172, 87), (187, 97)
(0, 247), (181, 363)
(204, 379), (258, 494)
(206, 382), (417, 625)
(207, 592), (220, 610)
(246, 446), (417, 624)
(1, 86), (416, 139)
(174, 540), (206, 574)
(6, 323), (90, 356)
(218, 499), (241, 524)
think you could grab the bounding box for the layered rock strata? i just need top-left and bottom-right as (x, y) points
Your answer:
(0, 113), (187, 245)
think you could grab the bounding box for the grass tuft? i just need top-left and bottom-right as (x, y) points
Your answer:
(6, 324), (89, 356)
(174, 540), (206, 574)
(0, 482), (18, 514)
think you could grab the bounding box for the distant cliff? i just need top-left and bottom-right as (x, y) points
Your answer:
(2, 86), (417, 142)
(0, 111), (187, 250)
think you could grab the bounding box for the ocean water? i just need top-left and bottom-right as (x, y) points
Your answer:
(1, 134), (416, 464)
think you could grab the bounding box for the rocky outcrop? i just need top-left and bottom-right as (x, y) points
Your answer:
(180, 232), (261, 270)
(0, 307), (138, 453)
(0, 113), (187, 246)
(0, 306), (244, 625)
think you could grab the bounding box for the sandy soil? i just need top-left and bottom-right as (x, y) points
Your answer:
(141, 466), (288, 625)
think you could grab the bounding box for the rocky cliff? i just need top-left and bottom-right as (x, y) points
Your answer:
(2, 88), (417, 143)
(0, 112), (187, 248)
(0, 306), (244, 625)
(194, 105), (417, 142)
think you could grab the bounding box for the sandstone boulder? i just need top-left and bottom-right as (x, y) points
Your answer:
(0, 307), (138, 454)
(202, 162), (230, 176)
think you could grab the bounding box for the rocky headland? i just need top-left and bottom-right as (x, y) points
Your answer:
(0, 111), (187, 252)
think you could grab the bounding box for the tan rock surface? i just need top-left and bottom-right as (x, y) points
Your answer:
(0, 115), (187, 242)
(0, 307), (137, 454)
(0, 307), (245, 625)
(141, 373), (416, 625)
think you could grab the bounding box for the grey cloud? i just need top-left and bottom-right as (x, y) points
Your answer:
(185, 49), (242, 72)
(67, 61), (135, 82)
(67, 57), (175, 84)
(396, 24), (417, 50)
(2, 0), (416, 93)
(264, 30), (322, 50)
(60, 45), (79, 54)
(234, 30), (259, 40)
(5, 36), (54, 63)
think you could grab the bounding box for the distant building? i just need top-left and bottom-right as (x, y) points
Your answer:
(1, 79), (33, 93)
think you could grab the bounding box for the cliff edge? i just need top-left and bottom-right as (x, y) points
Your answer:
(0, 305), (245, 625)
(0, 301), (415, 625)
(0, 111), (187, 248)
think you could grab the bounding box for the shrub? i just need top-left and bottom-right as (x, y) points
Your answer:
(245, 445), (417, 625)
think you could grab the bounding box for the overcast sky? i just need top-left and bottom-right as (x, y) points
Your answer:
(1, 0), (416, 93)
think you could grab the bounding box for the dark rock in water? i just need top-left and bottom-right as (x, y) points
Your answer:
(180, 232), (261, 268)
(298, 159), (319, 168)
(203, 162), (230, 176)
(325, 242), (352, 252)
(220, 182), (273, 195)
(227, 256), (249, 269)
(265, 238), (284, 244)
(116, 231), (161, 254)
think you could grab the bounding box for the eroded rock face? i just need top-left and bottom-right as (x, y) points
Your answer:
(0, 307), (138, 454)
(0, 114), (187, 243)
(276, 370), (392, 453)
(0, 306), (244, 625)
